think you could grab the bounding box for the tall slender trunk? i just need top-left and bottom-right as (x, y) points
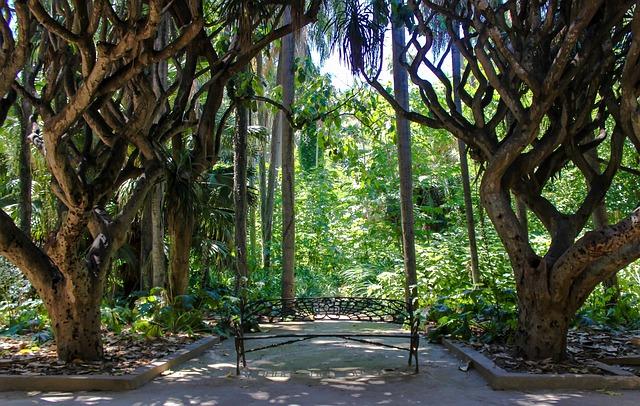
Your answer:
(280, 7), (296, 300)
(262, 50), (284, 271)
(259, 142), (267, 261)
(452, 31), (481, 285)
(151, 183), (166, 288)
(140, 196), (153, 290)
(249, 188), (257, 263)
(17, 66), (35, 237)
(147, 14), (169, 290)
(234, 98), (249, 296)
(17, 99), (33, 236)
(391, 19), (417, 306)
(263, 113), (281, 270)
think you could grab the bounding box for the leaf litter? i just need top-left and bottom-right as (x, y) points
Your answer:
(0, 330), (200, 376)
(463, 326), (640, 376)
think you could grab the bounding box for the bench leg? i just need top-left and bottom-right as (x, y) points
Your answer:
(408, 334), (419, 373)
(242, 343), (247, 367)
(235, 337), (240, 375)
(235, 336), (246, 375)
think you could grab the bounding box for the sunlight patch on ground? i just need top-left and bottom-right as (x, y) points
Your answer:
(38, 394), (114, 404)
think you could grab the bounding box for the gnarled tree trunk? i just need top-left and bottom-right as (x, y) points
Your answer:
(515, 294), (571, 361)
(47, 268), (104, 361)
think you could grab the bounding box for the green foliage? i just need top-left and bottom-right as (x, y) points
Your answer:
(100, 287), (229, 339)
(576, 267), (640, 329)
(0, 257), (31, 303)
(425, 288), (518, 343)
(0, 299), (49, 337)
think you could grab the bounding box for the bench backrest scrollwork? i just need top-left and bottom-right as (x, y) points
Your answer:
(241, 297), (413, 325)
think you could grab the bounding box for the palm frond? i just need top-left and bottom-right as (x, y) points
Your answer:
(331, 0), (388, 78)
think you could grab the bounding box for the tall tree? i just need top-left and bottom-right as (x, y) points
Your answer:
(262, 49), (284, 271)
(141, 12), (170, 291)
(1, 0), (202, 361)
(16, 70), (35, 236)
(391, 2), (417, 307)
(339, 0), (640, 360)
(233, 79), (249, 297)
(281, 6), (297, 300)
(451, 22), (481, 285)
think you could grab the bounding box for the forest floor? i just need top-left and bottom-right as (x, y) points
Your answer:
(1, 321), (640, 405)
(0, 331), (200, 375)
(472, 327), (640, 376)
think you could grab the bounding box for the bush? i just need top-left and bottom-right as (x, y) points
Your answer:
(425, 287), (518, 344)
(0, 298), (49, 337)
(0, 257), (31, 303)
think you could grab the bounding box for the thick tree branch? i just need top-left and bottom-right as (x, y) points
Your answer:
(0, 209), (63, 298)
(552, 206), (640, 301)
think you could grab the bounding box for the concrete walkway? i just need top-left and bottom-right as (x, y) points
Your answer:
(1, 321), (639, 405)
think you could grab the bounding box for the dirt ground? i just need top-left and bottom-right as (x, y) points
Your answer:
(2, 321), (640, 405)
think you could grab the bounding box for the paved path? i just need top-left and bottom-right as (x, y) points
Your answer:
(1, 321), (639, 405)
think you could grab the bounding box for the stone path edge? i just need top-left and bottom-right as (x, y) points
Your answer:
(0, 335), (220, 392)
(442, 338), (640, 391)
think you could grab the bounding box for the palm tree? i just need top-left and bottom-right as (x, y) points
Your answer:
(262, 47), (283, 271)
(233, 84), (249, 296)
(391, 4), (418, 307)
(281, 6), (297, 300)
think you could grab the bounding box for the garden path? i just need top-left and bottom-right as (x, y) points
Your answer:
(1, 322), (640, 405)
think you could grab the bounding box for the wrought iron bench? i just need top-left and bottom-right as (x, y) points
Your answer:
(234, 297), (419, 374)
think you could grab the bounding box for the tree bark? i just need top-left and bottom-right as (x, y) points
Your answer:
(151, 183), (166, 288)
(249, 184), (257, 263)
(234, 98), (249, 296)
(17, 100), (33, 237)
(515, 196), (528, 237)
(515, 296), (571, 361)
(47, 277), (104, 362)
(167, 134), (195, 298)
(262, 49), (284, 271)
(168, 207), (194, 299)
(149, 13), (169, 290)
(281, 7), (296, 300)
(452, 31), (480, 285)
(140, 196), (153, 290)
(391, 18), (417, 306)
(593, 201), (619, 306)
(585, 146), (619, 305)
(263, 112), (281, 270)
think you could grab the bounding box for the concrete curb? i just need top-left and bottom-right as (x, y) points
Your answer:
(0, 335), (220, 392)
(442, 338), (640, 391)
